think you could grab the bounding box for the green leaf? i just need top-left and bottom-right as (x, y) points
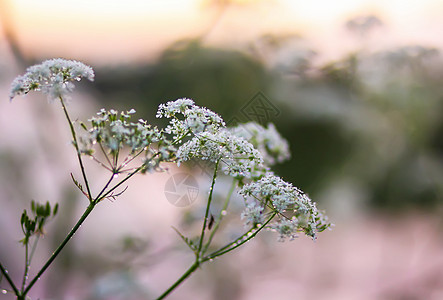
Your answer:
(53, 203), (59, 216)
(21, 210), (27, 225)
(25, 219), (36, 233)
(36, 204), (44, 217)
(45, 202), (50, 217)
(172, 227), (198, 253)
(70, 173), (85, 193)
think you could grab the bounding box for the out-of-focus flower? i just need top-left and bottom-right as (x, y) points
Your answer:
(230, 122), (290, 165)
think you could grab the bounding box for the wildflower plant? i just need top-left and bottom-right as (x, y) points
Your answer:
(1, 59), (331, 300)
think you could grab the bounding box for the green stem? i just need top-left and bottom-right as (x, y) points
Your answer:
(59, 97), (92, 202)
(20, 240), (29, 292)
(96, 166), (143, 203)
(155, 261), (199, 300)
(94, 174), (116, 202)
(202, 179), (236, 254)
(0, 262), (19, 296)
(98, 141), (113, 169)
(28, 236), (40, 267)
(197, 159), (220, 255)
(23, 202), (96, 295)
(156, 192), (274, 299)
(205, 212), (276, 261)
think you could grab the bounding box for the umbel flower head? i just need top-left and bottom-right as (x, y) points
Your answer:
(79, 108), (176, 174)
(9, 58), (94, 102)
(157, 98), (226, 136)
(239, 173), (331, 240)
(157, 99), (265, 178)
(230, 122), (291, 166)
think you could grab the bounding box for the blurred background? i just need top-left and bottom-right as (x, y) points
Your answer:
(1, 0), (443, 299)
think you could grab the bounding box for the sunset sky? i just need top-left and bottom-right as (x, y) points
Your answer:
(1, 0), (443, 63)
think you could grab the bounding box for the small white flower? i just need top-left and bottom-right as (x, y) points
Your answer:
(157, 98), (225, 137)
(239, 173), (302, 212)
(176, 129), (264, 178)
(270, 218), (299, 241)
(241, 201), (265, 226)
(156, 98), (195, 118)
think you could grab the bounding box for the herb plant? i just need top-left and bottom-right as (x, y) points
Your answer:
(1, 59), (331, 299)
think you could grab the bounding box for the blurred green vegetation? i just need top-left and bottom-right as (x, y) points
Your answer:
(92, 38), (443, 212)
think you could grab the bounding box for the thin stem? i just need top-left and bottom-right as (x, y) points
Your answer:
(90, 155), (113, 172)
(156, 185), (273, 300)
(98, 141), (113, 169)
(20, 240), (29, 292)
(202, 179), (237, 254)
(20, 235), (39, 292)
(94, 173), (116, 202)
(28, 236), (40, 269)
(59, 97), (92, 201)
(117, 147), (145, 171)
(96, 166), (143, 203)
(205, 212), (276, 261)
(170, 129), (192, 146)
(113, 143), (120, 168)
(23, 202), (96, 295)
(197, 159), (220, 255)
(155, 261), (199, 300)
(0, 262), (19, 296)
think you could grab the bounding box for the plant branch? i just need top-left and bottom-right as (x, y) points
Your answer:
(0, 262), (19, 296)
(20, 240), (29, 292)
(205, 211), (276, 261)
(96, 166), (143, 203)
(155, 261), (199, 300)
(202, 178), (236, 254)
(59, 97), (92, 201)
(28, 236), (40, 270)
(23, 202), (96, 295)
(197, 159), (220, 256)
(98, 141), (113, 169)
(94, 173), (116, 201)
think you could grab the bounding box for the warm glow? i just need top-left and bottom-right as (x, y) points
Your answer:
(3, 0), (443, 62)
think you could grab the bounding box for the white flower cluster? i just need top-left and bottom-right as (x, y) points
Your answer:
(241, 201), (265, 226)
(177, 130), (265, 177)
(239, 173), (330, 240)
(157, 99), (265, 177)
(10, 58), (94, 101)
(157, 98), (225, 137)
(230, 122), (291, 165)
(79, 109), (175, 173)
(157, 99), (330, 240)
